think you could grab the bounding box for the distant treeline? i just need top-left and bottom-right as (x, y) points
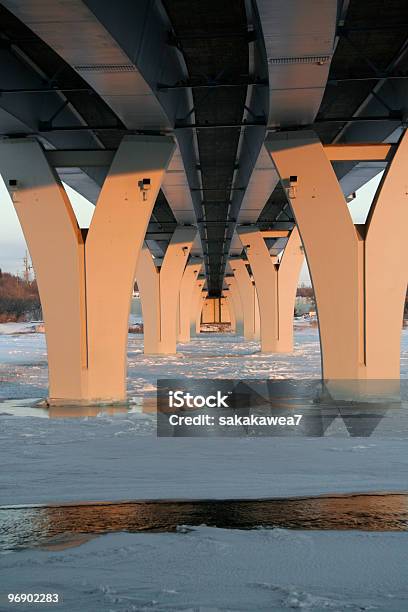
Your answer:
(1, 270), (408, 322)
(0, 270), (41, 322)
(296, 286), (314, 298)
(296, 284), (408, 319)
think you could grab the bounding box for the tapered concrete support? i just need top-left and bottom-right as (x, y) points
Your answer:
(177, 259), (202, 342)
(189, 280), (205, 336)
(224, 277), (244, 335)
(196, 294), (207, 333)
(229, 297), (237, 331)
(0, 136), (175, 403)
(254, 291), (260, 340)
(220, 296), (232, 325)
(266, 130), (408, 385)
(190, 283), (206, 335)
(137, 226), (197, 354)
(222, 293), (237, 331)
(195, 293), (207, 336)
(237, 227), (303, 352)
(230, 259), (257, 340)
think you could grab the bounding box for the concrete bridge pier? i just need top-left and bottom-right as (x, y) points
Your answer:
(237, 226), (303, 353)
(254, 291), (261, 340)
(0, 136), (175, 404)
(195, 291), (207, 334)
(266, 130), (408, 396)
(223, 293), (237, 333)
(177, 259), (202, 342)
(190, 280), (206, 337)
(224, 277), (244, 336)
(230, 258), (257, 340)
(137, 226), (197, 354)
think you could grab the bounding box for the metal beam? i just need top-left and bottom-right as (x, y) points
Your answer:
(324, 143), (396, 161)
(0, 127), (168, 137)
(158, 79), (267, 91)
(145, 232), (174, 240)
(314, 114), (403, 124)
(46, 149), (116, 167)
(0, 86), (94, 94)
(337, 24), (408, 33)
(197, 220), (236, 224)
(175, 121), (266, 130)
(268, 116), (403, 135)
(332, 39), (408, 144)
(260, 230), (290, 238)
(328, 75), (408, 84)
(167, 29), (255, 44)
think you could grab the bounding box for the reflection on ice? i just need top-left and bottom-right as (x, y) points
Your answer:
(0, 397), (155, 419)
(2, 492), (408, 552)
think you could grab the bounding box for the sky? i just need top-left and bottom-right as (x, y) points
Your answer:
(298, 172), (383, 283)
(0, 171), (383, 281)
(0, 176), (94, 276)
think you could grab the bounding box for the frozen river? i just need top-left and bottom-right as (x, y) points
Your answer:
(1, 324), (408, 505)
(1, 324), (408, 611)
(0, 322), (323, 402)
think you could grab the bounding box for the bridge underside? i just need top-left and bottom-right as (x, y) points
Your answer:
(0, 0), (407, 403)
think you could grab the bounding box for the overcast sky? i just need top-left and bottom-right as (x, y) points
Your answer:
(0, 172), (383, 283)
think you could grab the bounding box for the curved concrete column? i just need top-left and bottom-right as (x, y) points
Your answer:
(227, 296), (237, 332)
(222, 291), (237, 333)
(137, 226), (197, 354)
(178, 259), (202, 342)
(237, 227), (303, 352)
(0, 136), (175, 403)
(230, 259), (257, 340)
(220, 296), (231, 324)
(266, 130), (408, 384)
(224, 277), (244, 336)
(136, 245), (160, 354)
(254, 290), (261, 340)
(195, 291), (207, 334)
(365, 134), (408, 379)
(222, 293), (237, 332)
(190, 280), (205, 337)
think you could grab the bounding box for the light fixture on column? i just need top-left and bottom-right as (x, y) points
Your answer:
(8, 179), (18, 202)
(286, 175), (298, 199)
(138, 178), (151, 201)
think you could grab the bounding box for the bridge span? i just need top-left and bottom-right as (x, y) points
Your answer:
(0, 0), (407, 403)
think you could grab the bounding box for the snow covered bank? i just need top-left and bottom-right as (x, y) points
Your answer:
(0, 322), (43, 335)
(1, 527), (407, 611)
